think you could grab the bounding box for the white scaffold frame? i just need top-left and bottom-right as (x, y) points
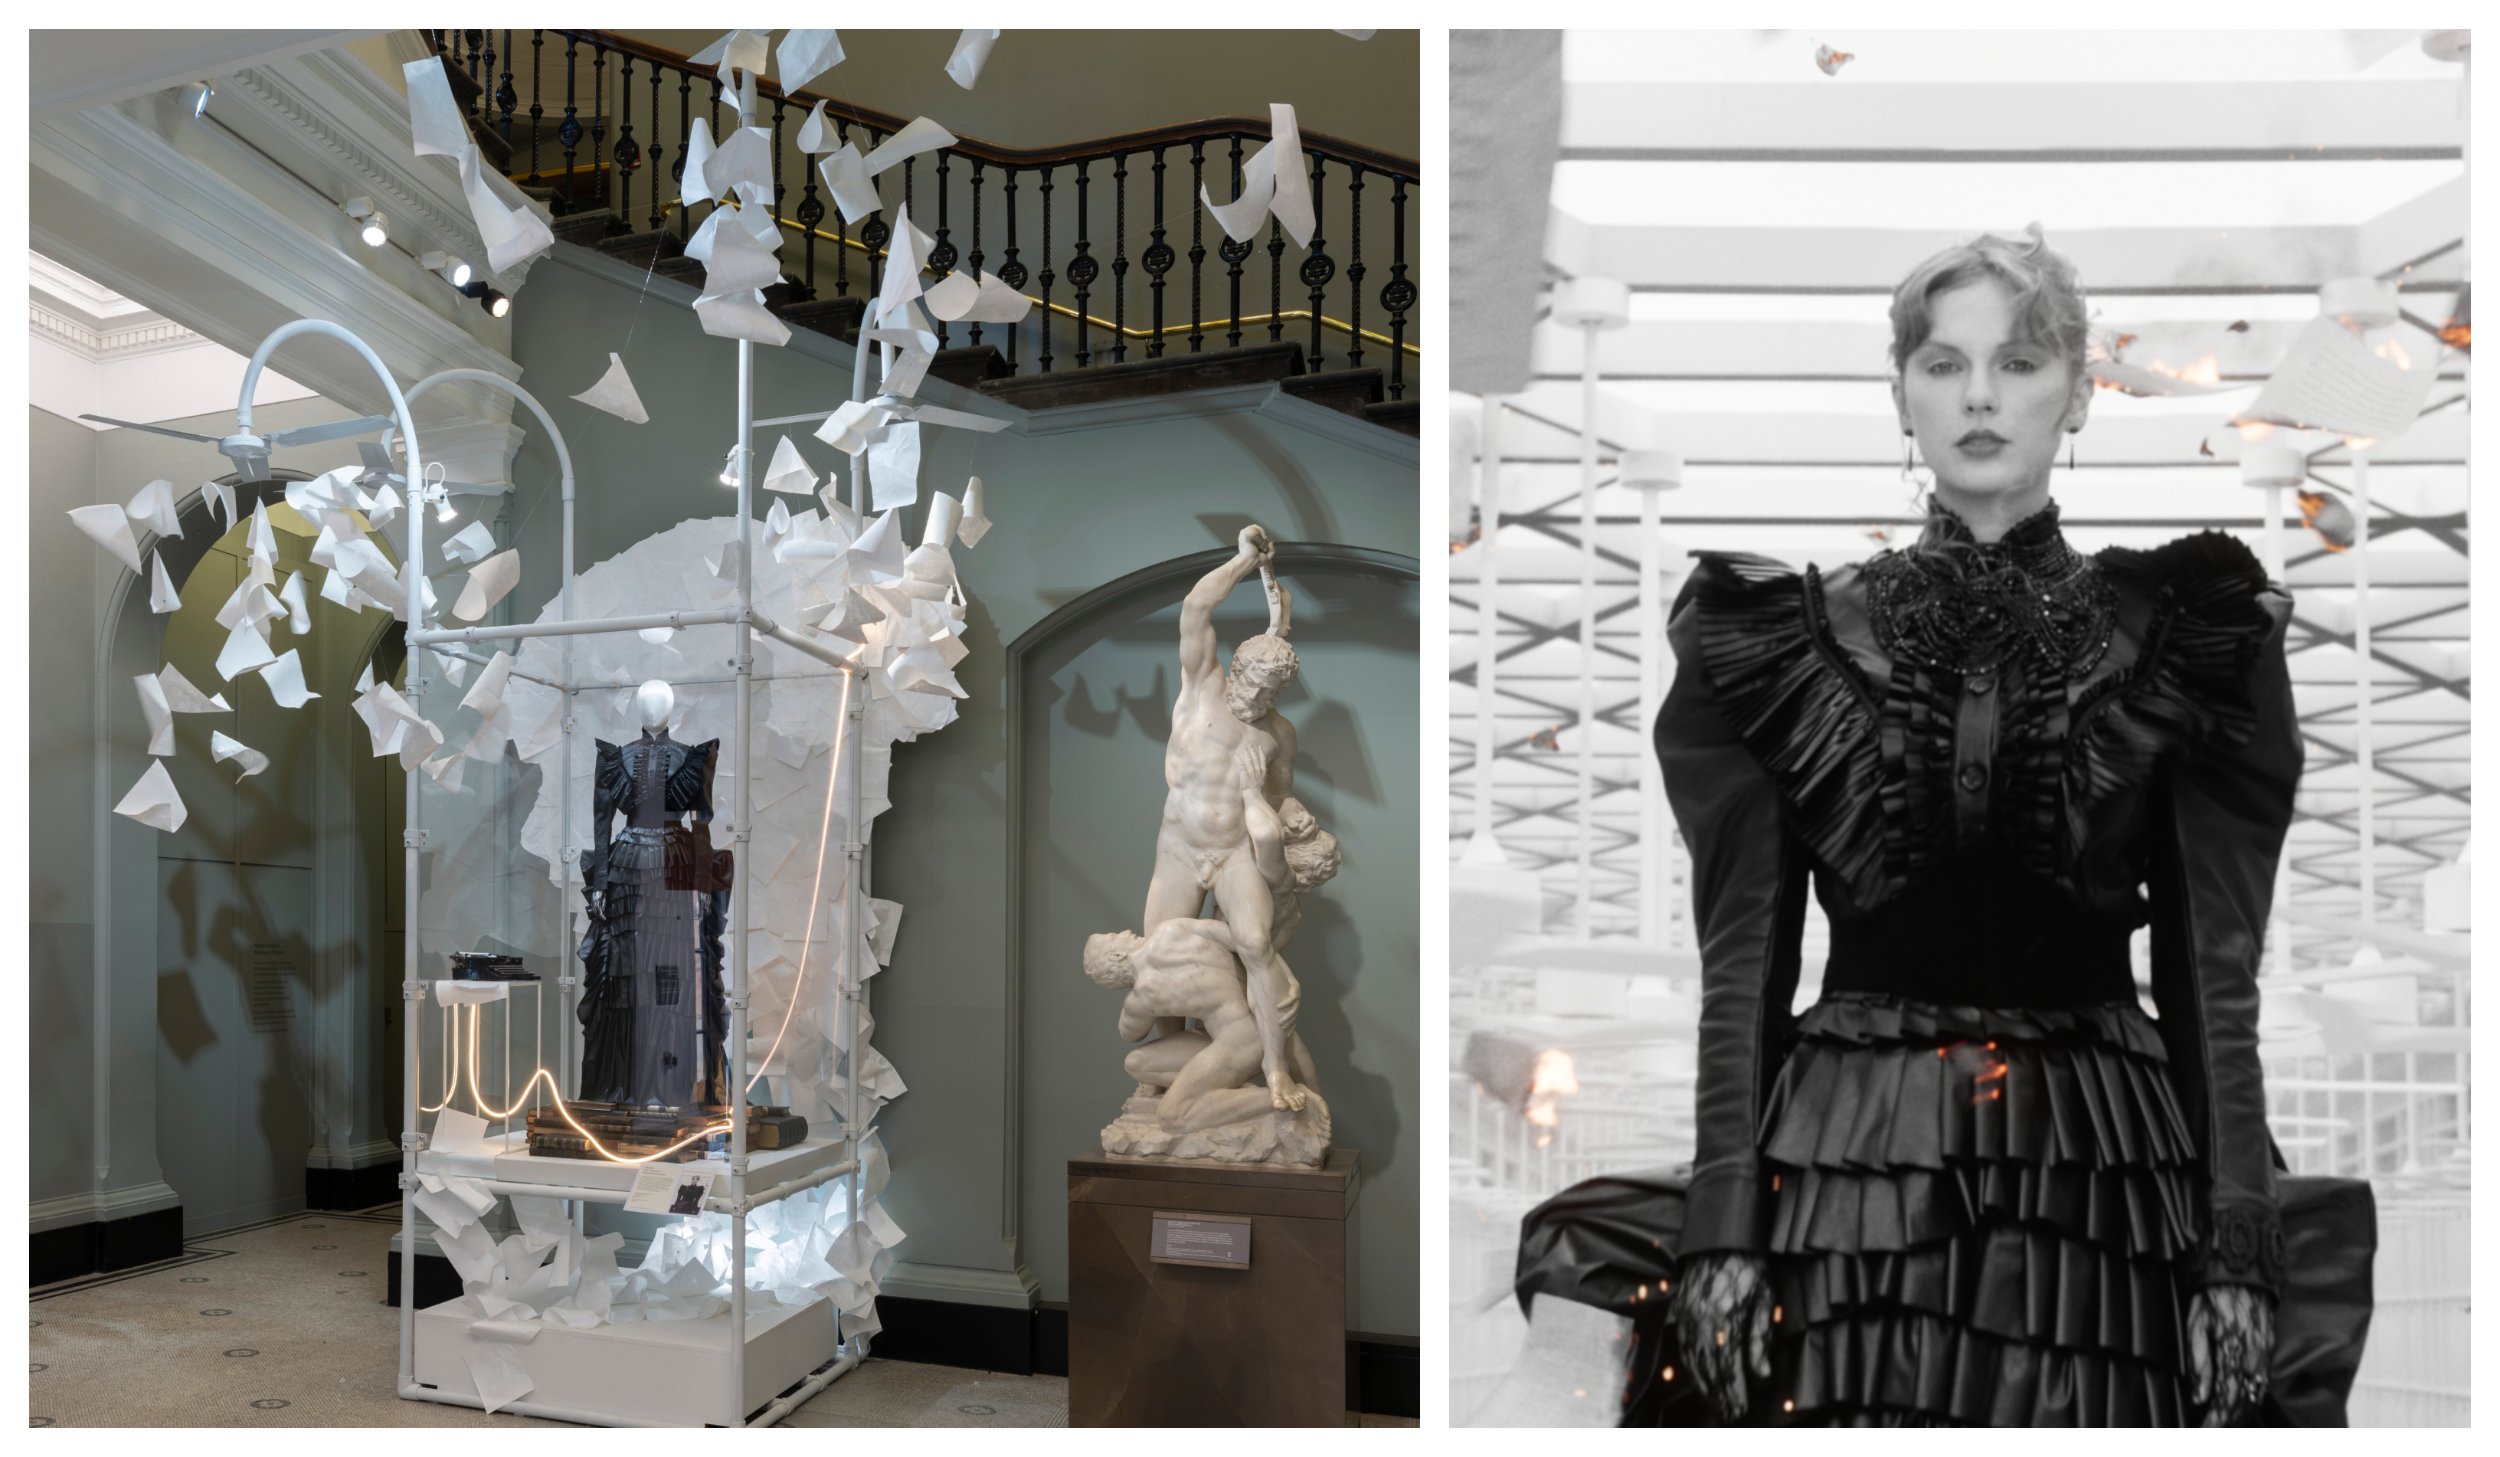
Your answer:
(207, 322), (874, 1427)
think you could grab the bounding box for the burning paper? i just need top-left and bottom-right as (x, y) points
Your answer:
(778, 28), (845, 95)
(211, 730), (270, 779)
(454, 549), (522, 621)
(2237, 315), (2444, 442)
(1201, 103), (1313, 247)
(572, 353), (650, 424)
(2090, 356), (2240, 398)
(149, 553), (181, 613)
(442, 519), (498, 565)
(946, 30), (1001, 89)
(1816, 43), (1855, 75)
(258, 649), (320, 709)
(958, 476), (993, 547)
(68, 504), (143, 574)
(114, 761), (187, 833)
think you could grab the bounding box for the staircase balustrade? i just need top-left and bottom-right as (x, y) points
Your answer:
(420, 28), (1419, 396)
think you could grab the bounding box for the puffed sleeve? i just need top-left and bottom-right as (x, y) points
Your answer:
(1656, 566), (1813, 1256)
(586, 740), (627, 893)
(2143, 556), (2301, 1296)
(671, 738), (721, 825)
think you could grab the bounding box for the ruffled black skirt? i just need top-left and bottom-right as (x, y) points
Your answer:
(1755, 992), (2196, 1426)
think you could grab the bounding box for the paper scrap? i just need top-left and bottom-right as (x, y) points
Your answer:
(421, 751), (468, 792)
(149, 552), (181, 612)
(796, 100), (835, 154)
(572, 352), (650, 424)
(680, 117), (718, 210)
(113, 761), (186, 833)
(68, 504), (143, 574)
(778, 28), (845, 95)
(2237, 315), (2445, 442)
(692, 210), (784, 293)
(277, 571), (312, 635)
(258, 648), (320, 708)
(867, 421), (923, 511)
(923, 267), (1032, 324)
(215, 619), (277, 682)
(959, 475), (993, 546)
(158, 665), (229, 713)
(403, 57), (471, 157)
(136, 673), (175, 755)
(454, 550), (521, 621)
(693, 291), (793, 347)
(442, 520), (498, 565)
(127, 478), (182, 539)
(690, 28), (770, 86)
(203, 478), (236, 533)
(211, 729), (270, 779)
(247, 500), (277, 563)
(460, 651), (514, 718)
(818, 145), (881, 224)
(459, 144), (555, 275)
(862, 116), (955, 176)
(946, 29), (1001, 89)
(459, 1340), (536, 1416)
(816, 398), (890, 456)
(763, 435), (819, 496)
(703, 125), (775, 204)
(1202, 103), (1313, 248)
(922, 492), (963, 548)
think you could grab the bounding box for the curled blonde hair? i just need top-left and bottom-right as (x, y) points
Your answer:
(1888, 223), (2089, 380)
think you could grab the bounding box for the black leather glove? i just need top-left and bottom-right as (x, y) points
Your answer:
(1670, 1250), (1775, 1424)
(2187, 1284), (2275, 1426)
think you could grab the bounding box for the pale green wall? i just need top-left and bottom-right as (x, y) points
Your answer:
(505, 245), (1420, 1336)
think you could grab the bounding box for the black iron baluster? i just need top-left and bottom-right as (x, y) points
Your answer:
(559, 36), (581, 215)
(464, 31), (484, 118)
(614, 55), (638, 239)
(1266, 218), (1285, 346)
(1303, 155), (1333, 371)
(964, 159), (986, 349)
(431, 29), (446, 61)
(1144, 145), (1171, 359)
(832, 116), (851, 299)
(999, 167), (1024, 370)
(1223, 135), (1248, 349)
(590, 45), (608, 214)
(675, 70), (693, 240)
(497, 31), (517, 141)
(1070, 159), (1094, 369)
(862, 127), (889, 323)
(1038, 165), (1056, 374)
(770, 94), (787, 244)
(1383, 175), (1412, 402)
(527, 32), (543, 188)
(1187, 140), (1206, 354)
(1110, 152), (1129, 363)
(1344, 164), (1365, 372)
(646, 62), (665, 233)
(931, 151), (955, 350)
(796, 119), (824, 301)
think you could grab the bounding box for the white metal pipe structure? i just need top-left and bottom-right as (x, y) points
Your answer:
(1639, 484), (1661, 944)
(1551, 278), (1629, 935)
(1474, 396), (1504, 849)
(729, 334), (755, 1417)
(2354, 449), (2374, 927)
(411, 607), (745, 644)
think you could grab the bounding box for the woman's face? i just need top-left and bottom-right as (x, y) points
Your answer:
(1894, 276), (2087, 502)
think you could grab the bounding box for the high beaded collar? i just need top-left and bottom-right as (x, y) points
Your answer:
(1916, 496), (2079, 575)
(1872, 494), (2114, 675)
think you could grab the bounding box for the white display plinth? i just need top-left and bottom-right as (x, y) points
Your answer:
(416, 1130), (855, 1201)
(412, 1290), (840, 1427)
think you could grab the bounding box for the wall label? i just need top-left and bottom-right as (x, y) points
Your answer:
(1149, 1212), (1252, 1270)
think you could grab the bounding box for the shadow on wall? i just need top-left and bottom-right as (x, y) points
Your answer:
(1013, 548), (1418, 1330)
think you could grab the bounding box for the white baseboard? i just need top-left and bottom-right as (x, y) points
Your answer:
(29, 1180), (182, 1234)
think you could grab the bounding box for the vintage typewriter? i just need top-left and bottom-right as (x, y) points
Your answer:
(449, 951), (537, 982)
(526, 1101), (809, 1161)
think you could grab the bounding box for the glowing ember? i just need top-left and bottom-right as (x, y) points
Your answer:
(2236, 421), (2276, 443)
(2298, 489), (2355, 552)
(2227, 320), (2251, 333)
(1815, 43), (1854, 75)
(2199, 438), (2216, 458)
(2373, 337), (2415, 372)
(1524, 1047), (1579, 1133)
(1530, 725), (1562, 752)
(2143, 354), (2222, 387)
(2437, 322), (2470, 350)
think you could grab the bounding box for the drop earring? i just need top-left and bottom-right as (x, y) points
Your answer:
(2068, 435), (2077, 472)
(1901, 429), (1915, 480)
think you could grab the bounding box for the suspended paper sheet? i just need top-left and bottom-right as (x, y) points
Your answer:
(158, 665), (229, 713)
(867, 422), (923, 511)
(248, 500), (278, 562)
(454, 550), (522, 621)
(459, 145), (555, 275)
(763, 435), (819, 496)
(703, 126), (775, 204)
(959, 475), (993, 546)
(795, 100), (834, 154)
(136, 673), (175, 755)
(258, 649), (320, 708)
(421, 752), (468, 793)
(277, 572), (312, 634)
(818, 146), (881, 224)
(211, 729), (270, 779)
(2237, 316), (2447, 442)
(68, 504), (143, 574)
(442, 520), (498, 565)
(922, 492), (964, 548)
(816, 400), (889, 457)
(693, 292), (792, 347)
(460, 651), (514, 719)
(693, 214), (784, 293)
(946, 29), (1001, 89)
(403, 57), (472, 157)
(778, 29), (845, 96)
(689, 28), (770, 86)
(114, 761), (187, 832)
(1202, 103), (1314, 247)
(923, 268), (1032, 324)
(862, 116), (955, 176)
(680, 117), (718, 210)
(203, 478), (236, 533)
(572, 353), (650, 424)
(127, 478), (181, 539)
(149, 553), (181, 612)
(216, 619), (277, 682)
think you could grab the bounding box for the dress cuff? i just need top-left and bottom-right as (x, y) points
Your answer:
(2184, 1199), (2286, 1293)
(1677, 1158), (1771, 1256)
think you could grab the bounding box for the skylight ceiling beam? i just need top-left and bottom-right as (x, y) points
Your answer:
(1559, 81), (2465, 159)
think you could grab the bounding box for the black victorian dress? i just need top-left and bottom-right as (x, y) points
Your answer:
(576, 732), (735, 1109)
(1646, 500), (2299, 1425)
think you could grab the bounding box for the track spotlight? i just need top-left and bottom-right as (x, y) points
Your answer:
(719, 446), (745, 488)
(184, 80), (214, 119)
(420, 252), (477, 289)
(436, 497), (459, 524)
(343, 197), (388, 247)
(479, 289), (510, 319)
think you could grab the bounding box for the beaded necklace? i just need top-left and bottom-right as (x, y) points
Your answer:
(1865, 497), (2116, 677)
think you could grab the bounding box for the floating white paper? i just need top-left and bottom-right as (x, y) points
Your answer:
(693, 291), (793, 347)
(460, 143), (555, 275)
(158, 664), (230, 713)
(2238, 315), (2447, 442)
(816, 399), (890, 456)
(68, 504), (143, 574)
(690, 27), (770, 85)
(442, 520), (498, 565)
(211, 729), (270, 779)
(922, 492), (964, 548)
(572, 353), (650, 424)
(867, 422), (923, 511)
(203, 478), (236, 533)
(1202, 103), (1314, 247)
(247, 500), (278, 563)
(848, 511), (907, 582)
(460, 651), (515, 718)
(694, 213), (784, 293)
(355, 660), (374, 695)
(421, 751), (468, 792)
(959, 475), (993, 546)
(126, 478), (182, 540)
(946, 29), (1001, 89)
(277, 571), (312, 635)
(149, 552), (181, 613)
(795, 100), (835, 154)
(704, 125), (775, 204)
(459, 1340), (536, 1416)
(778, 28), (845, 95)
(258, 648), (320, 709)
(923, 267), (1033, 324)
(680, 117), (718, 210)
(863, 116), (955, 176)
(818, 145), (881, 224)
(404, 57), (472, 157)
(763, 435), (819, 496)
(135, 673), (175, 755)
(454, 549), (521, 621)
(114, 761), (187, 833)
(215, 619), (277, 682)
